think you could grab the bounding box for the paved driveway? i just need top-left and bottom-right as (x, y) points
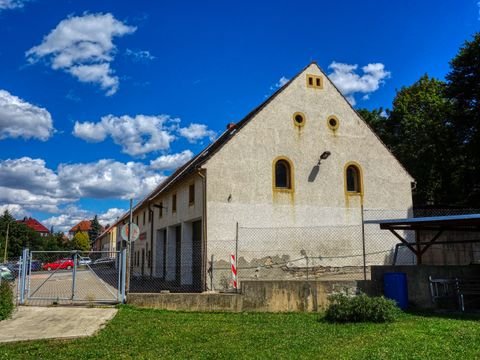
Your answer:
(0, 306), (117, 343)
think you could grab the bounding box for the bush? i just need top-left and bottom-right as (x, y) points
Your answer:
(0, 281), (15, 320)
(325, 293), (399, 323)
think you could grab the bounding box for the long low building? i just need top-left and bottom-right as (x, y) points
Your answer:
(107, 62), (414, 292)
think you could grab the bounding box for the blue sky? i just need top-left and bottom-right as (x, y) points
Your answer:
(0, 0), (479, 231)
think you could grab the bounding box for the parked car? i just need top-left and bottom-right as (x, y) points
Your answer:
(15, 259), (42, 272)
(0, 265), (15, 282)
(78, 256), (92, 266)
(92, 257), (115, 267)
(42, 259), (74, 271)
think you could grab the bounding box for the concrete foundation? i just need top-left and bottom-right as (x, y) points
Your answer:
(128, 279), (371, 312)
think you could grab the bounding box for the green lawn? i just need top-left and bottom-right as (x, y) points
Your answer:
(1, 306), (479, 359)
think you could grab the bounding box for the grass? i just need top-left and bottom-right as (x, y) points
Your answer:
(1, 305), (480, 359)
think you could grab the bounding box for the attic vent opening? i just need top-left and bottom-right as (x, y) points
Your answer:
(293, 112), (306, 127)
(306, 74), (323, 89)
(327, 115), (339, 131)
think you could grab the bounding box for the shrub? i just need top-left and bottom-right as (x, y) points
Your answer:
(324, 293), (399, 323)
(0, 281), (15, 320)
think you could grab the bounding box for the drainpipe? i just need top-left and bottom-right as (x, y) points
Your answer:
(149, 202), (154, 278)
(197, 169), (207, 292)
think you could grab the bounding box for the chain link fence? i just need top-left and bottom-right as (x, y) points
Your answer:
(126, 207), (480, 293)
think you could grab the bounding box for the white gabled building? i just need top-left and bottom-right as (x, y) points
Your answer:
(114, 62), (414, 292)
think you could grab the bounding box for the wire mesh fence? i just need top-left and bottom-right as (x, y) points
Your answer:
(126, 207), (480, 293)
(11, 250), (123, 305)
(0, 255), (23, 304)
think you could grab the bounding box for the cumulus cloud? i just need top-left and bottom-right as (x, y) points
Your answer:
(74, 114), (216, 156)
(58, 159), (166, 200)
(149, 150), (193, 171)
(0, 0), (28, 10)
(178, 123), (216, 144)
(43, 206), (126, 233)
(73, 114), (177, 157)
(0, 89), (53, 140)
(125, 48), (155, 62)
(26, 13), (136, 96)
(0, 204), (27, 218)
(0, 152), (208, 215)
(328, 62), (391, 106)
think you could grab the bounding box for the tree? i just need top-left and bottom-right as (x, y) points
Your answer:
(387, 75), (458, 205)
(357, 108), (391, 145)
(71, 231), (90, 251)
(0, 211), (40, 259)
(446, 32), (480, 205)
(88, 215), (102, 244)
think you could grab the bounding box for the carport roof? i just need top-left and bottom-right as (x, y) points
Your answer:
(364, 214), (480, 231)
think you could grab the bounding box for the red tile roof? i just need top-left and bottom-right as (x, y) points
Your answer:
(69, 220), (92, 233)
(17, 217), (50, 234)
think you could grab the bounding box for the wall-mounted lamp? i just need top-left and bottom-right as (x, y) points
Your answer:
(317, 151), (331, 165)
(153, 203), (168, 210)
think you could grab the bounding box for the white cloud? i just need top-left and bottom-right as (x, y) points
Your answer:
(43, 206), (126, 233)
(26, 13), (136, 96)
(0, 156), (171, 215)
(73, 114), (177, 157)
(98, 208), (125, 226)
(276, 76), (289, 88)
(58, 159), (165, 200)
(125, 48), (155, 62)
(0, 89), (53, 140)
(0, 0), (28, 10)
(0, 204), (27, 218)
(178, 123), (216, 144)
(328, 62), (391, 106)
(149, 150), (194, 171)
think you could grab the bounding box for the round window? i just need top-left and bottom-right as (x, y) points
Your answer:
(327, 116), (339, 130)
(293, 112), (306, 127)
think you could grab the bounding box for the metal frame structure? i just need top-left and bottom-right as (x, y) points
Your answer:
(365, 214), (480, 264)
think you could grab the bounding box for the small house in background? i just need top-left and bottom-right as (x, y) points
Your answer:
(17, 217), (50, 237)
(93, 224), (118, 255)
(68, 220), (92, 239)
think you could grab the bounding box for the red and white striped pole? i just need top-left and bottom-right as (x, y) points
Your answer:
(230, 254), (237, 289)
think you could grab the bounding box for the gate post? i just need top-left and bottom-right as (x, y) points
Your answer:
(121, 248), (127, 303)
(19, 248), (28, 305)
(71, 251), (78, 300)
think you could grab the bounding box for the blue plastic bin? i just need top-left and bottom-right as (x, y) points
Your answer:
(383, 272), (408, 310)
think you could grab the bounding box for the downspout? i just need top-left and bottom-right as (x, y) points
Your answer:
(197, 169), (207, 292)
(149, 203), (154, 278)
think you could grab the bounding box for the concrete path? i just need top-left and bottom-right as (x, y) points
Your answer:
(0, 306), (117, 343)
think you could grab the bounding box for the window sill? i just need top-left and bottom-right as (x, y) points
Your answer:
(273, 188), (294, 193)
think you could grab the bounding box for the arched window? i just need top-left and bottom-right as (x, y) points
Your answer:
(345, 164), (362, 194)
(274, 158), (293, 190)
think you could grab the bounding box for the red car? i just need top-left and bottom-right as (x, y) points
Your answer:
(42, 259), (74, 271)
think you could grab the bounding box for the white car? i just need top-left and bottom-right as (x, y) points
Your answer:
(78, 257), (92, 266)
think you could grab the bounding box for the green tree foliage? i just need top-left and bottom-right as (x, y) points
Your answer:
(446, 33), (480, 205)
(0, 211), (41, 259)
(70, 231), (90, 251)
(360, 77), (457, 205)
(388, 76), (458, 205)
(88, 215), (102, 244)
(357, 108), (391, 144)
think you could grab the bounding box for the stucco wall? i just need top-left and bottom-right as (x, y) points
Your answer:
(130, 173), (204, 280)
(203, 63), (413, 288)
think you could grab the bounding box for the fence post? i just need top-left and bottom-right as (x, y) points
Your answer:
(71, 251), (77, 300)
(19, 248), (28, 305)
(121, 248), (127, 303)
(210, 254), (214, 291)
(361, 205), (367, 281)
(235, 222), (239, 292)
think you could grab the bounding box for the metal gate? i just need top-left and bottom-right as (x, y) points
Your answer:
(18, 249), (126, 305)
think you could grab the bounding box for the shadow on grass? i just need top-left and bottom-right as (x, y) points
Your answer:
(404, 309), (480, 321)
